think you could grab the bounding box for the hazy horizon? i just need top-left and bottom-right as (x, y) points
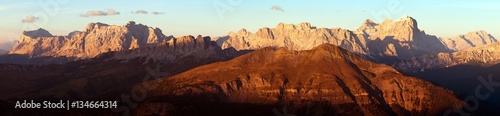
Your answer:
(1, 0), (499, 42)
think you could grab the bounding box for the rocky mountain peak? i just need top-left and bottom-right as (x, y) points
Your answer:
(67, 31), (82, 39)
(9, 21), (169, 60)
(379, 15), (418, 31)
(311, 43), (342, 53)
(238, 28), (248, 33)
(296, 22), (312, 30)
(125, 21), (148, 29)
(275, 22), (313, 30)
(398, 15), (418, 29)
(380, 18), (394, 26)
(357, 19), (379, 34)
(83, 22), (110, 32)
(364, 19), (377, 26)
(126, 21), (136, 26)
(255, 27), (274, 39)
(440, 30), (497, 51)
(22, 28), (53, 38)
(236, 28), (251, 36)
(219, 15), (457, 60)
(463, 30), (495, 40)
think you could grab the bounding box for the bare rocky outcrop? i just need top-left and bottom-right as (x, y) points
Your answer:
(110, 35), (240, 64)
(219, 16), (495, 60)
(8, 21), (170, 60)
(216, 16), (498, 73)
(394, 41), (500, 73)
(9, 29), (68, 57)
(220, 16), (450, 59)
(440, 30), (497, 51)
(221, 22), (370, 56)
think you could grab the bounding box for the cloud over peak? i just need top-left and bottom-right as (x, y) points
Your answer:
(80, 9), (120, 17)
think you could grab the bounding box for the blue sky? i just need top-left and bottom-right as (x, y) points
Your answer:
(1, 0), (499, 42)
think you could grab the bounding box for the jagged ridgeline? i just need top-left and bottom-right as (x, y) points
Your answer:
(2, 16), (498, 115)
(5, 16), (497, 70)
(9, 21), (170, 59)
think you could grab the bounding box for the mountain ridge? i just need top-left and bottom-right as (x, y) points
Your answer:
(394, 41), (500, 72)
(8, 21), (171, 59)
(137, 43), (464, 115)
(219, 16), (495, 60)
(4, 16), (499, 72)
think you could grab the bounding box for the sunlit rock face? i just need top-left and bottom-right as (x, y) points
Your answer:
(221, 16), (462, 58)
(440, 30), (497, 51)
(9, 21), (170, 59)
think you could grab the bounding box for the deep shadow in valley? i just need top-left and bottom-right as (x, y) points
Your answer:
(409, 63), (500, 112)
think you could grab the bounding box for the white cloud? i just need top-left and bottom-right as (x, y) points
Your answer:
(152, 12), (164, 15)
(80, 9), (120, 17)
(271, 6), (284, 12)
(21, 15), (38, 23)
(133, 10), (148, 14)
(131, 10), (164, 15)
(107, 9), (120, 15)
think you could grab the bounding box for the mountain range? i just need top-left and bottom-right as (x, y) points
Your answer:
(5, 16), (497, 69)
(218, 16), (496, 61)
(394, 41), (500, 72)
(1, 16), (499, 115)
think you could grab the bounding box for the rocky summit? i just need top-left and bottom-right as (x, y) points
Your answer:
(395, 41), (500, 72)
(8, 21), (170, 59)
(6, 16), (496, 67)
(440, 30), (497, 51)
(219, 16), (495, 60)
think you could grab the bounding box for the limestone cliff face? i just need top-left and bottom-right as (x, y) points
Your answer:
(394, 41), (500, 72)
(9, 28), (68, 57)
(363, 16), (451, 59)
(219, 16), (495, 60)
(8, 21), (169, 59)
(142, 44), (464, 115)
(221, 22), (370, 56)
(453, 42), (500, 64)
(440, 30), (497, 51)
(111, 35), (233, 64)
(221, 16), (444, 59)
